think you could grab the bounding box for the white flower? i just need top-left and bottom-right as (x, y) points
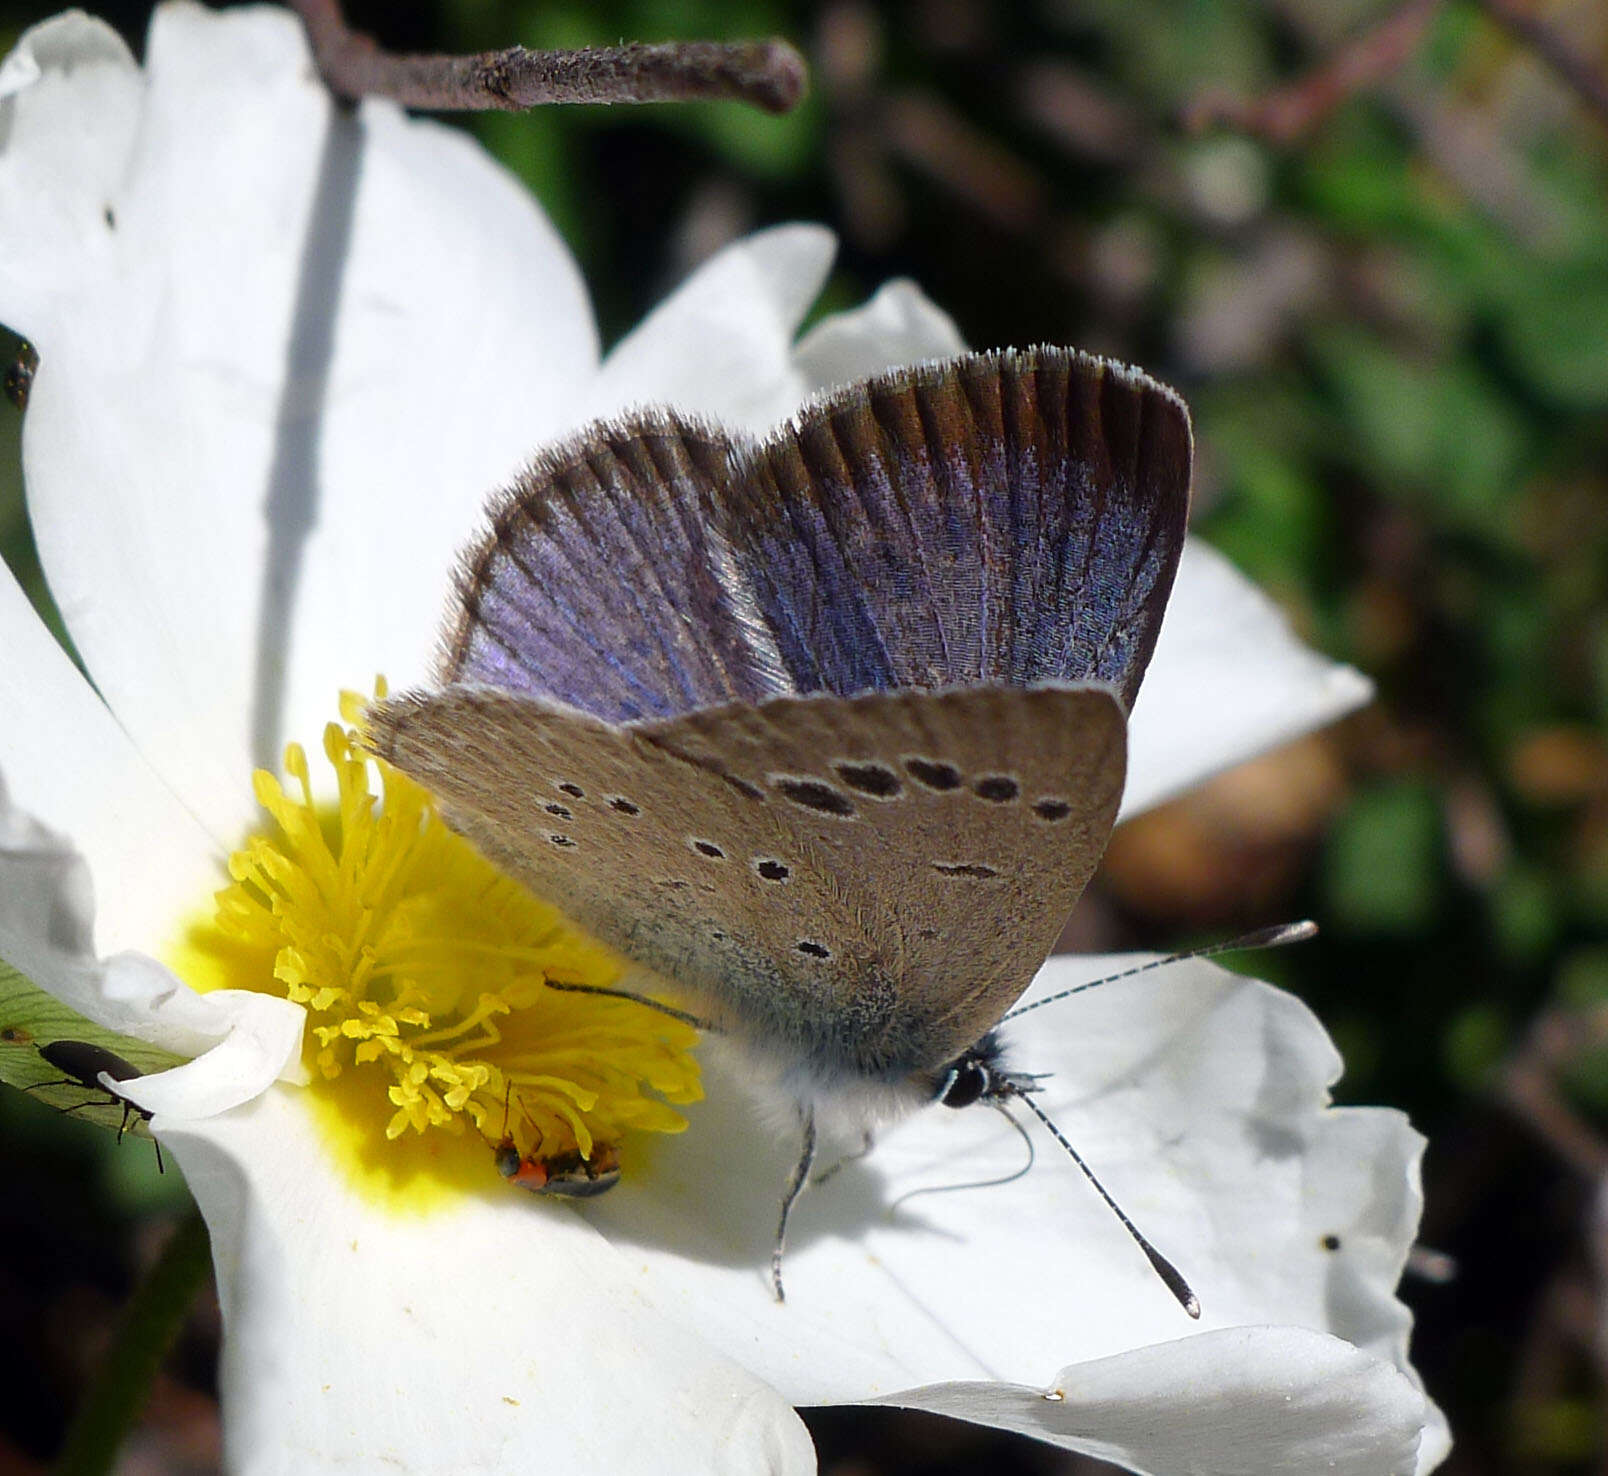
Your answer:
(0, 5), (1440, 1475)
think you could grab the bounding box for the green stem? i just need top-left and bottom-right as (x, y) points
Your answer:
(52, 1208), (213, 1476)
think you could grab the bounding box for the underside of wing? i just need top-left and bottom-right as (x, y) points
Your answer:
(367, 686), (889, 1067)
(370, 681), (1126, 1085)
(444, 348), (1190, 724)
(640, 682), (1128, 1068)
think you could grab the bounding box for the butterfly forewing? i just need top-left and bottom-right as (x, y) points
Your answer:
(369, 682), (1125, 1082)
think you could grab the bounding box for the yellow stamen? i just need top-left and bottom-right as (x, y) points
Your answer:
(172, 685), (701, 1203)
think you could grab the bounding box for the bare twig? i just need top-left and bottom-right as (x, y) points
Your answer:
(1477, 0), (1608, 129)
(883, 91), (1049, 232)
(1182, 0), (1441, 142)
(288, 0), (807, 115)
(1267, 0), (1564, 246)
(1500, 1007), (1608, 1179)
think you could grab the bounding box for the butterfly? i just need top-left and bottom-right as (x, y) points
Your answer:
(368, 346), (1191, 1299)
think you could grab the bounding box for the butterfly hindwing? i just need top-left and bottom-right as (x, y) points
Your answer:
(639, 682), (1126, 1068)
(369, 682), (1125, 1080)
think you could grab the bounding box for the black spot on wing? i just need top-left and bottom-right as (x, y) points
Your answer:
(905, 758), (962, 791)
(773, 777), (856, 818)
(834, 761), (902, 798)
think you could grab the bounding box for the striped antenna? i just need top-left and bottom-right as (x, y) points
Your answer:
(1002, 920), (1318, 1023)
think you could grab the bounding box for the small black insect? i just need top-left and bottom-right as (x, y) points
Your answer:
(4, 340), (38, 411)
(26, 1039), (164, 1171)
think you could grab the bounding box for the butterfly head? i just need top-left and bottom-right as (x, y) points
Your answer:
(932, 1031), (1036, 1110)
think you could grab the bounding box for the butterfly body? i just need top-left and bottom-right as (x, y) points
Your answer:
(369, 347), (1191, 1283)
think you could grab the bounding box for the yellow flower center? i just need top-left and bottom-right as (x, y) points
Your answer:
(173, 688), (701, 1204)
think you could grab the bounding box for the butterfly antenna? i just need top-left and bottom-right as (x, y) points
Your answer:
(1008, 1086), (1201, 1319)
(887, 1102), (1036, 1212)
(1002, 920), (1317, 1023)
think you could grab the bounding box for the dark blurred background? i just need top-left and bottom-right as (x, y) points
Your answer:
(1, 0), (1606, 1472)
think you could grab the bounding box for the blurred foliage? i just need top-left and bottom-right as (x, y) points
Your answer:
(1, 0), (1607, 1472)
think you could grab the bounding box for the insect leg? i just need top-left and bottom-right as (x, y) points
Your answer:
(770, 1106), (817, 1304)
(56, 1095), (120, 1118)
(811, 1129), (875, 1188)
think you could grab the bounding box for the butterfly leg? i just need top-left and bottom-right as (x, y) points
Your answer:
(770, 1106), (817, 1304)
(811, 1129), (876, 1189)
(542, 980), (716, 1032)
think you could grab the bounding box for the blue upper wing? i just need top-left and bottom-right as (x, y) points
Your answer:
(446, 347), (1191, 722)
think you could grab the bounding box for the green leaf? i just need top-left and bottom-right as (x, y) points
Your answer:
(1491, 862), (1559, 962)
(1310, 326), (1529, 533)
(1498, 265), (1608, 409)
(1443, 1003), (1508, 1090)
(1322, 779), (1445, 934)
(671, 93), (819, 180)
(0, 960), (186, 1139)
(1557, 946), (1608, 1009)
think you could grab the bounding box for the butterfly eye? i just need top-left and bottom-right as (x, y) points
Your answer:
(938, 1057), (991, 1109)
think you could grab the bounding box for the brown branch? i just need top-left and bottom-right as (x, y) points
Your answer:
(288, 0), (807, 115)
(1182, 0), (1441, 142)
(1477, 0), (1608, 130)
(1500, 1007), (1608, 1180)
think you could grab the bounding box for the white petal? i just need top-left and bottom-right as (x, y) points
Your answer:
(2, 2), (596, 837)
(881, 1326), (1427, 1476)
(0, 12), (141, 331)
(582, 957), (1438, 1465)
(113, 987), (305, 1117)
(1123, 540), (1374, 820)
(0, 559), (218, 954)
(0, 598), (301, 1073)
(0, 781), (296, 1063)
(789, 278), (966, 392)
(160, 1087), (816, 1476)
(584, 224), (836, 432)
